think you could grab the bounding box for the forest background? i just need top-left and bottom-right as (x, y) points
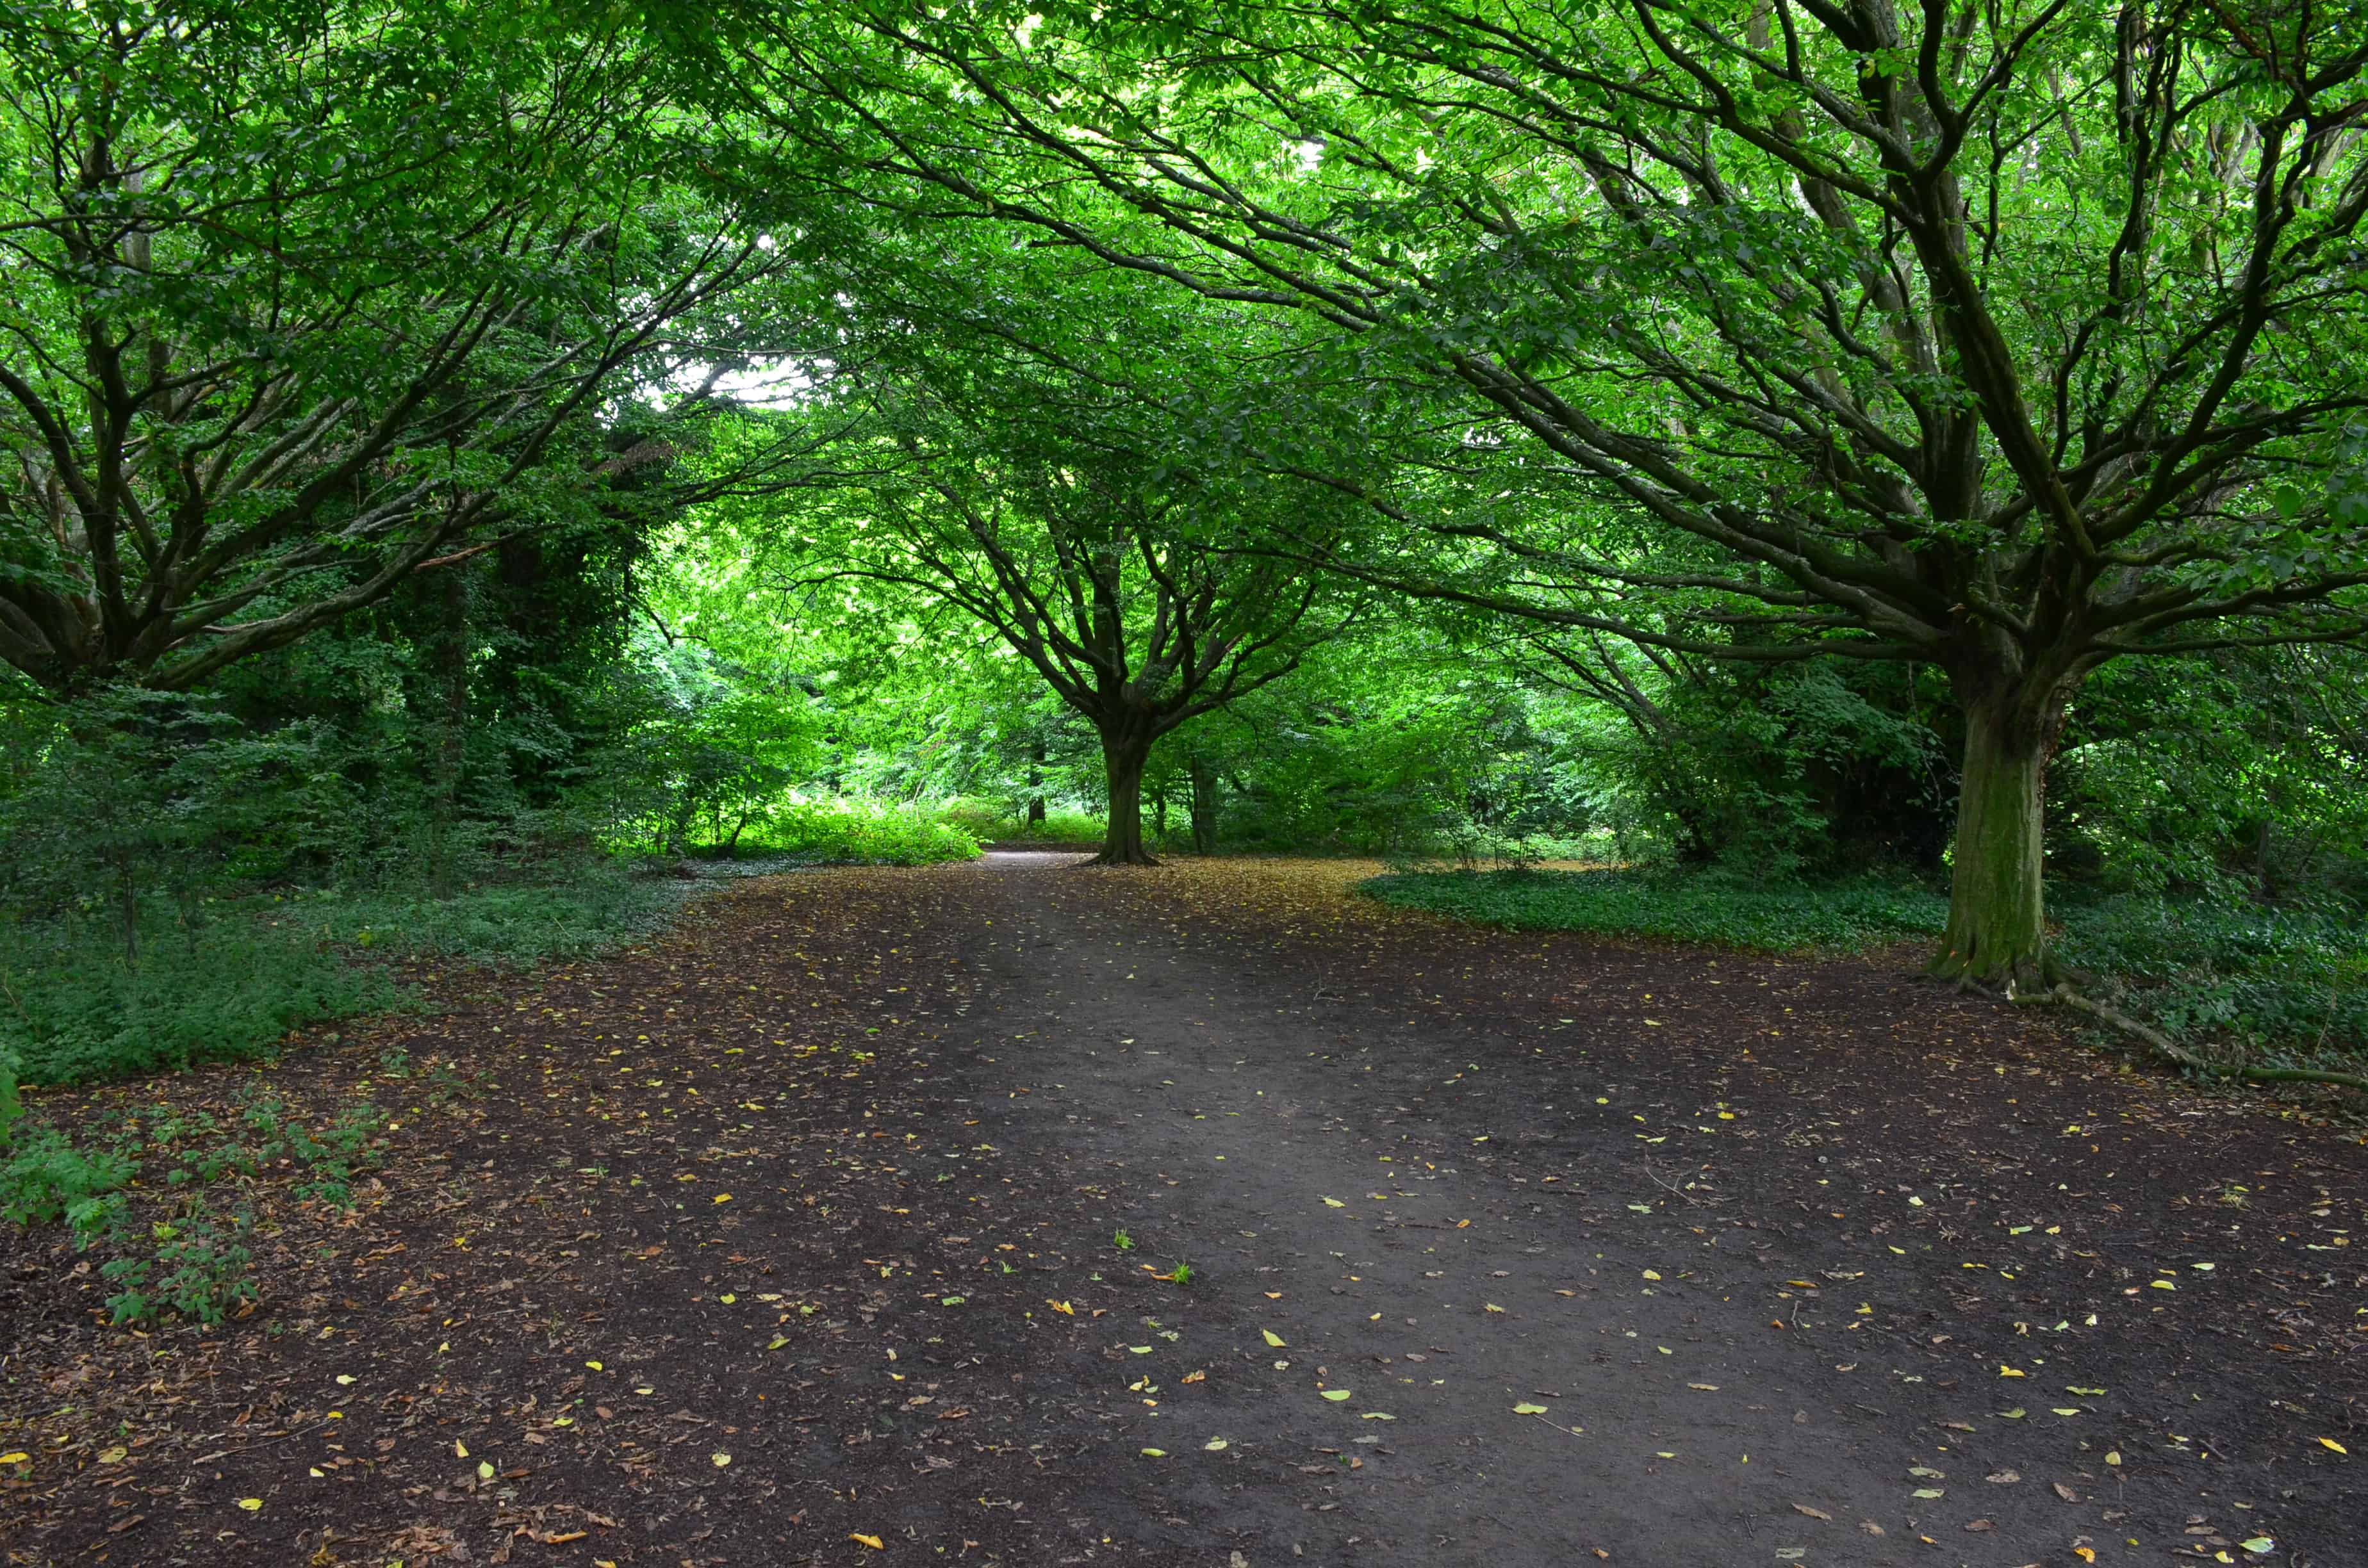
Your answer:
(3, 0), (2365, 1319)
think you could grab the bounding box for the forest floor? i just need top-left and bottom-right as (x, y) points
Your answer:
(4, 853), (2365, 1568)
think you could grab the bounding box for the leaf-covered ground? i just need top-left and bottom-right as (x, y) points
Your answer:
(4, 853), (2364, 1567)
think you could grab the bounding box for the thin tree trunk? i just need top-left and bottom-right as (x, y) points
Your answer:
(1188, 755), (1218, 856)
(429, 568), (470, 899)
(1026, 739), (1047, 826)
(1094, 728), (1158, 865)
(1930, 694), (2062, 987)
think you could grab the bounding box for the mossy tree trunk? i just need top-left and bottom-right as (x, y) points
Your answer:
(1094, 724), (1157, 865)
(1930, 685), (2070, 989)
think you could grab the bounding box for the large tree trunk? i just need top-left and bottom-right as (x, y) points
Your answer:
(1188, 755), (1218, 856)
(1930, 691), (2065, 988)
(1094, 727), (1158, 865)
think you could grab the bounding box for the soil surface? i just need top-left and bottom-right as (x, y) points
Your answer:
(4, 853), (2365, 1568)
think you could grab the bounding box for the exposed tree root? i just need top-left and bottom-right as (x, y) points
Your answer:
(2010, 981), (2368, 1095)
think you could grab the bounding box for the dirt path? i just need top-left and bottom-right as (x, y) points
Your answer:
(4, 855), (2364, 1567)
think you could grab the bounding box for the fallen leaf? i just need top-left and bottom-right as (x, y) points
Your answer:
(1687, 1383), (1720, 1391)
(1320, 1389), (1352, 1401)
(1140, 1447), (1166, 1457)
(1048, 1300), (1074, 1315)
(1204, 1438), (1228, 1451)
(1911, 1488), (1944, 1499)
(1859, 1521), (1885, 1537)
(2319, 1437), (2349, 1455)
(711, 1452), (731, 1467)
(1791, 1503), (1832, 1521)
(2075, 1549), (2096, 1564)
(236, 1498), (262, 1511)
(97, 1446), (126, 1464)
(478, 1461), (495, 1480)
(850, 1533), (884, 1549)
(1322, 1197), (1345, 1208)
(1263, 1330), (1285, 1348)
(2053, 1482), (2078, 1502)
(1513, 1403), (1550, 1415)
(2103, 1451), (2121, 1466)
(2240, 1539), (2275, 1555)
(0, 1453), (28, 1466)
(1986, 1469), (2020, 1483)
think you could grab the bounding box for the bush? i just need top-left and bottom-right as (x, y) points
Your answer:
(714, 798), (981, 865)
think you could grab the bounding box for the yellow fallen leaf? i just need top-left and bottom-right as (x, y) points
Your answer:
(1140, 1447), (1166, 1456)
(719, 1293), (737, 1304)
(334, 1375), (356, 1386)
(1514, 1402), (1549, 1414)
(585, 1360), (604, 1371)
(1484, 1303), (1504, 1313)
(714, 1193), (732, 1204)
(1641, 1270), (1661, 1280)
(850, 1533), (884, 1549)
(2075, 1549), (2096, 1564)
(1263, 1330), (1285, 1347)
(454, 1441), (468, 1458)
(712, 1452), (732, 1467)
(1204, 1438), (1228, 1451)
(0, 1452), (28, 1465)
(1322, 1197), (1345, 1208)
(236, 1498), (262, 1511)
(2104, 1450), (2121, 1466)
(2320, 1437), (2349, 1454)
(1320, 1389), (1352, 1401)
(1688, 1383), (1720, 1391)
(1048, 1299), (1074, 1315)
(97, 1446), (126, 1464)
(477, 1461), (495, 1480)
(1998, 1365), (2026, 1377)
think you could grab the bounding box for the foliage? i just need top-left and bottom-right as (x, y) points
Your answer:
(1365, 867), (1950, 954)
(713, 799), (980, 866)
(0, 0), (802, 696)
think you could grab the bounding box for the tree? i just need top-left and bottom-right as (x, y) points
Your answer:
(687, 237), (1361, 862)
(725, 0), (2368, 983)
(0, 0), (794, 697)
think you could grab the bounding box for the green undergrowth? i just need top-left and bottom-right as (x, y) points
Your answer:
(1, 858), (682, 1088)
(1364, 865), (1950, 952)
(935, 799), (1106, 844)
(672, 797), (982, 865)
(1361, 866), (2368, 1072)
(0, 1074), (420, 1325)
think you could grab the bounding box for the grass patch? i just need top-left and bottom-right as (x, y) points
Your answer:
(1361, 865), (2368, 1066)
(1361, 865), (1948, 952)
